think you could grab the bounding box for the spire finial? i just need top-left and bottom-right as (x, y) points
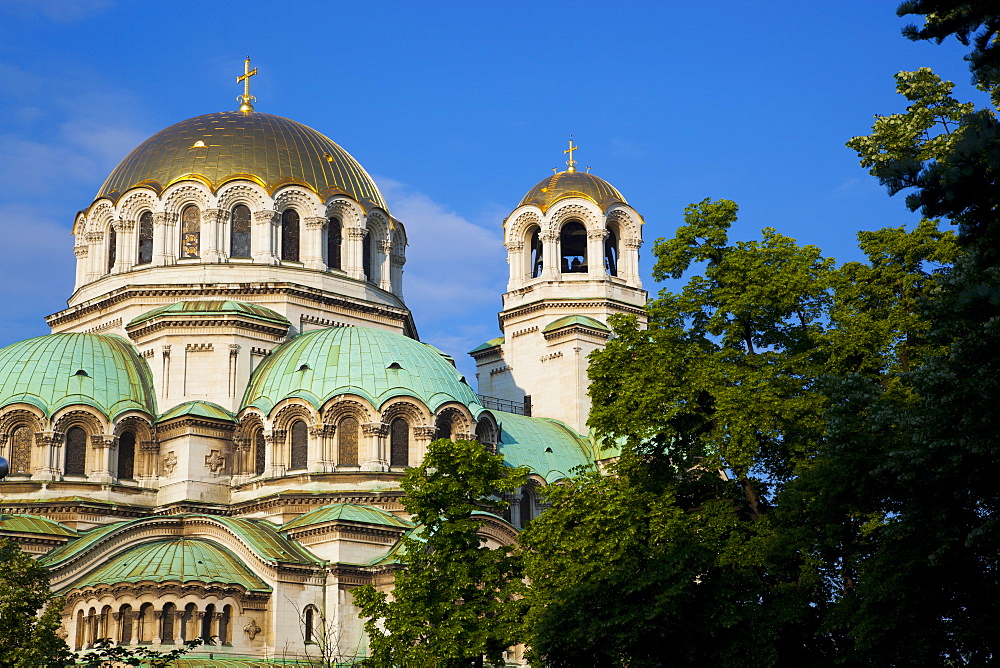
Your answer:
(564, 135), (579, 172)
(236, 56), (258, 113)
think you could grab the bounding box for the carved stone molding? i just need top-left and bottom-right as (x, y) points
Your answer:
(162, 451), (178, 475)
(623, 239), (643, 250)
(345, 226), (368, 240)
(244, 618), (261, 640)
(413, 426), (437, 439)
(588, 229), (609, 240)
(362, 422), (388, 437)
(304, 216), (328, 230)
(253, 209), (279, 225)
(73, 245), (88, 257)
(205, 450), (226, 475)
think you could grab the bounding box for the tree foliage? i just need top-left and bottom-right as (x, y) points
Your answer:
(354, 439), (528, 668)
(0, 539), (73, 668)
(77, 637), (204, 668)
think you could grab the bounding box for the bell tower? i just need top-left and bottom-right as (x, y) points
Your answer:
(471, 143), (647, 434)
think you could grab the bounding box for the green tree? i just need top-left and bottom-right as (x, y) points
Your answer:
(837, 5), (1000, 661)
(77, 637), (205, 668)
(353, 438), (528, 668)
(0, 539), (74, 668)
(523, 199), (842, 667)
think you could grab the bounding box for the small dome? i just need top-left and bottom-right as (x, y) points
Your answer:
(63, 538), (269, 593)
(241, 327), (480, 414)
(0, 333), (156, 419)
(127, 300), (290, 330)
(281, 504), (412, 532)
(518, 169), (627, 213)
(95, 111), (387, 211)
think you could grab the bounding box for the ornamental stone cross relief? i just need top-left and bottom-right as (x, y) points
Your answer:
(205, 449), (226, 475)
(162, 451), (178, 475)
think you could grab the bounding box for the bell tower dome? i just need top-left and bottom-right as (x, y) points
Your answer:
(471, 142), (647, 434)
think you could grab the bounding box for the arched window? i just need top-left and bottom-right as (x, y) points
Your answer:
(65, 427), (87, 476)
(100, 606), (111, 642)
(11, 426), (31, 474)
(434, 414), (453, 441)
(362, 232), (372, 281)
(327, 217), (342, 270)
(475, 419), (495, 449)
(304, 606), (315, 643)
(231, 204), (252, 258)
(117, 431), (135, 480)
(530, 228), (543, 278)
(161, 602), (176, 643)
(119, 604), (133, 644)
(180, 205), (200, 258)
(107, 227), (117, 273)
(137, 211), (153, 265)
(220, 605), (232, 645)
(390, 418), (408, 467)
(520, 488), (533, 527)
(289, 420), (308, 471)
(560, 221), (587, 273)
(75, 610), (85, 650)
(604, 228), (618, 276)
(254, 430), (266, 476)
(201, 603), (214, 641)
(281, 209), (300, 262)
(338, 416), (359, 467)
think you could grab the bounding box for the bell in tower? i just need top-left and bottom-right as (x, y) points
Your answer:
(470, 140), (648, 434)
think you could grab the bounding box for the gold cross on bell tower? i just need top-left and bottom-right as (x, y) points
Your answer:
(236, 56), (258, 113)
(564, 136), (579, 172)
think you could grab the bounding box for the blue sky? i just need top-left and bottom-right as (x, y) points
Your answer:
(0, 0), (988, 383)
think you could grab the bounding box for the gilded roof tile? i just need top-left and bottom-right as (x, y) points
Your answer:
(95, 111), (387, 211)
(517, 169), (627, 213)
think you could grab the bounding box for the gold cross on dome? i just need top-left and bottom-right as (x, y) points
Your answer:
(236, 56), (258, 113)
(564, 136), (579, 172)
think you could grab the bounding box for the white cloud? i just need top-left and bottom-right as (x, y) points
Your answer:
(377, 177), (506, 320)
(375, 177), (509, 384)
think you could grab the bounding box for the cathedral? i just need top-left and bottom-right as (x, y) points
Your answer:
(0, 61), (646, 665)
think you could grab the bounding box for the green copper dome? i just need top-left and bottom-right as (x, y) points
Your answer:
(64, 538), (270, 593)
(128, 300), (290, 329)
(0, 333), (156, 419)
(242, 327), (480, 414)
(281, 504), (413, 532)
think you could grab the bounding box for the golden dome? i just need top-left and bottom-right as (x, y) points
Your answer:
(518, 169), (627, 213)
(94, 111), (386, 211)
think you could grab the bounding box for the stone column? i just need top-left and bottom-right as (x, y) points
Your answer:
(153, 212), (176, 266)
(139, 440), (159, 487)
(540, 230), (560, 280)
(622, 238), (642, 283)
(172, 610), (185, 645)
(309, 424), (336, 472)
(90, 434), (114, 483)
(377, 239), (392, 291)
(303, 216), (327, 270)
(252, 210), (279, 264)
(151, 611), (163, 645)
(413, 425), (436, 465)
(504, 241), (523, 289)
(73, 244), (89, 290)
(201, 208), (224, 262)
(587, 229), (608, 278)
(265, 429), (286, 478)
(361, 422), (388, 471)
(390, 253), (406, 297)
(34, 431), (62, 480)
(118, 219), (137, 273)
(343, 226), (367, 281)
(84, 231), (104, 282)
